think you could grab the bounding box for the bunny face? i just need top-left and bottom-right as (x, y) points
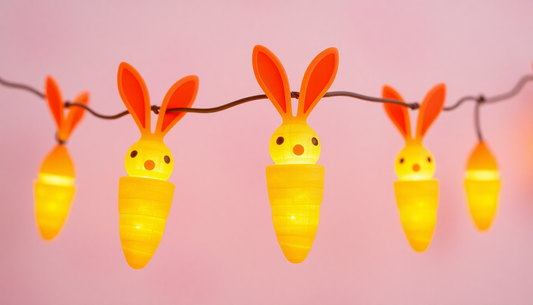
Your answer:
(252, 45), (338, 165)
(383, 84), (446, 180)
(117, 62), (198, 181)
(395, 140), (435, 180)
(125, 137), (174, 180)
(269, 120), (321, 164)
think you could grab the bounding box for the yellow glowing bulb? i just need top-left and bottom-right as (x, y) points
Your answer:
(464, 141), (500, 231)
(35, 75), (89, 241)
(253, 45), (339, 263)
(269, 118), (321, 165)
(383, 84), (446, 252)
(117, 62), (198, 269)
(34, 145), (76, 241)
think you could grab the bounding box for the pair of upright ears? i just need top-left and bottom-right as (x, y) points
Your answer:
(383, 84), (446, 141)
(252, 45), (339, 120)
(117, 62), (199, 138)
(45, 77), (89, 143)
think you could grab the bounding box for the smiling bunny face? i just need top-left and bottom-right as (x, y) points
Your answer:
(117, 62), (198, 181)
(252, 45), (338, 165)
(383, 84), (446, 180)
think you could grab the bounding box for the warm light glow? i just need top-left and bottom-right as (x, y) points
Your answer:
(116, 62), (198, 269)
(394, 180), (438, 252)
(252, 45), (338, 263)
(269, 118), (321, 165)
(125, 134), (174, 180)
(38, 173), (75, 186)
(464, 141), (500, 231)
(266, 164), (324, 263)
(34, 145), (76, 241)
(383, 84), (446, 252)
(118, 176), (174, 269)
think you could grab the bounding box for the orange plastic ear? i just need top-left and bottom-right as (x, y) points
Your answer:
(156, 75), (199, 136)
(298, 48), (339, 117)
(416, 84), (446, 139)
(383, 86), (411, 139)
(59, 92), (89, 141)
(117, 62), (151, 133)
(252, 45), (292, 118)
(45, 76), (65, 131)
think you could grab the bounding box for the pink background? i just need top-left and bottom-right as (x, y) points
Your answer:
(1, 1), (533, 304)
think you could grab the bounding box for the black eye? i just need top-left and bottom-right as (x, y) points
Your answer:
(399, 158), (404, 164)
(312, 137), (318, 146)
(276, 136), (284, 145)
(427, 157), (432, 163)
(164, 156), (171, 164)
(130, 150), (138, 158)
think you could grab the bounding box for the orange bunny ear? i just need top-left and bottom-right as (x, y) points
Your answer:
(416, 84), (446, 139)
(383, 86), (411, 139)
(252, 45), (292, 118)
(117, 62), (151, 134)
(155, 75), (199, 137)
(45, 76), (65, 131)
(298, 47), (339, 118)
(59, 91), (89, 141)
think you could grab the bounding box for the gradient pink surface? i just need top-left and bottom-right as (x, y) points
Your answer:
(1, 1), (533, 304)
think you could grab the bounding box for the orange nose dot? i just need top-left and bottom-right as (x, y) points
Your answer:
(144, 160), (155, 171)
(412, 164), (420, 172)
(293, 144), (304, 156)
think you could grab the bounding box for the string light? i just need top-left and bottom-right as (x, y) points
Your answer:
(34, 77), (89, 241)
(252, 45), (339, 263)
(116, 62), (198, 269)
(383, 85), (446, 252)
(0, 54), (532, 264)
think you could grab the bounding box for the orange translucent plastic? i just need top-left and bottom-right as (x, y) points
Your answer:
(253, 45), (338, 263)
(465, 141), (500, 231)
(34, 77), (89, 241)
(383, 84), (446, 252)
(117, 62), (198, 269)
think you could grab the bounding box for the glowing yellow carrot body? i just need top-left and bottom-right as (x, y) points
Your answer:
(383, 84), (446, 252)
(34, 77), (88, 241)
(35, 145), (76, 240)
(253, 45), (338, 263)
(464, 141), (500, 231)
(116, 63), (198, 269)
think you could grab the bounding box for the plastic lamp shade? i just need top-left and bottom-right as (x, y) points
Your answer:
(116, 62), (198, 269)
(252, 45), (338, 263)
(34, 77), (88, 241)
(383, 84), (446, 252)
(465, 141), (500, 230)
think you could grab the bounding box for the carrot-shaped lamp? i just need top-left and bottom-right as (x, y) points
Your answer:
(252, 45), (339, 263)
(117, 62), (198, 269)
(464, 142), (500, 231)
(382, 84), (446, 252)
(35, 77), (89, 241)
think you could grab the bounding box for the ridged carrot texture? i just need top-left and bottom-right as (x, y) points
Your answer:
(252, 45), (339, 263)
(35, 77), (89, 241)
(465, 141), (500, 231)
(116, 63), (198, 269)
(382, 84), (446, 252)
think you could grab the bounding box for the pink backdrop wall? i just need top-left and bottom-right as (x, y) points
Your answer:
(1, 1), (533, 304)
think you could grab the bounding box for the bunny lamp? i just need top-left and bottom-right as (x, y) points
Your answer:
(252, 45), (338, 263)
(383, 84), (445, 252)
(117, 62), (198, 269)
(35, 77), (89, 241)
